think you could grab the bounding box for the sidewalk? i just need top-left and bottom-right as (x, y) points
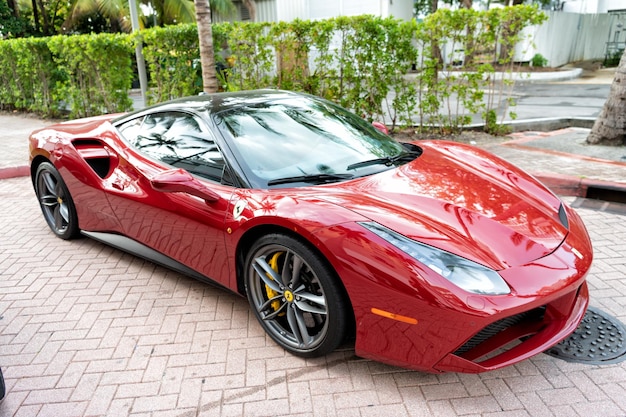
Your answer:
(470, 127), (626, 213)
(1, 68), (626, 417)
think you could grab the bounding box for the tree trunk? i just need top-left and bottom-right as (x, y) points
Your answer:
(194, 0), (219, 94)
(586, 49), (626, 146)
(7, 0), (19, 17)
(429, 0), (442, 72)
(31, 0), (40, 34)
(36, 0), (51, 35)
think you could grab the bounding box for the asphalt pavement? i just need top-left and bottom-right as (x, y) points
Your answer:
(510, 64), (615, 122)
(1, 67), (626, 417)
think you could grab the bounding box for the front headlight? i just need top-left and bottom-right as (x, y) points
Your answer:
(360, 222), (510, 295)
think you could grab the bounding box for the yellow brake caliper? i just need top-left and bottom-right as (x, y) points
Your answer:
(265, 252), (284, 313)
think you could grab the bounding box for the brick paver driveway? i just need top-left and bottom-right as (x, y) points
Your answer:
(1, 176), (625, 417)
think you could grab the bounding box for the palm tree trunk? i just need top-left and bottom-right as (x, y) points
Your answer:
(194, 0), (219, 93)
(586, 49), (626, 146)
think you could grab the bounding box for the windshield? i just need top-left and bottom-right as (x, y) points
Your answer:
(213, 96), (417, 188)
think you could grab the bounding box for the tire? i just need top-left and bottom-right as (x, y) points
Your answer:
(244, 234), (349, 357)
(0, 367), (5, 403)
(34, 162), (80, 240)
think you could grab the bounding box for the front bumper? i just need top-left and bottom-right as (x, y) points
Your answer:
(328, 204), (593, 373)
(434, 281), (588, 373)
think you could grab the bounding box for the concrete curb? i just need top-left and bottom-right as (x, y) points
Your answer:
(443, 67), (584, 83)
(501, 117), (596, 132)
(464, 117), (596, 133)
(404, 67), (584, 84)
(534, 172), (626, 199)
(0, 165), (29, 180)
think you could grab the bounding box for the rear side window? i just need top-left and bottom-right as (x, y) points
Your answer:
(117, 111), (232, 185)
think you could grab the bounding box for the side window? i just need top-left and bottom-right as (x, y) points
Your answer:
(117, 112), (231, 185)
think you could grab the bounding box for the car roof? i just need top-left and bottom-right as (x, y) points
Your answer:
(112, 89), (306, 124)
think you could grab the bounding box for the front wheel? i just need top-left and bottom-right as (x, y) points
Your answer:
(34, 162), (80, 240)
(244, 234), (349, 357)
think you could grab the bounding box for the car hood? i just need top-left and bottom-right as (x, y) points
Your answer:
(319, 141), (568, 270)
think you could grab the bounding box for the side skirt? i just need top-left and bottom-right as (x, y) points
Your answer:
(81, 230), (232, 293)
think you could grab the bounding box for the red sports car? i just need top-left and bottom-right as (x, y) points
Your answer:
(29, 90), (592, 373)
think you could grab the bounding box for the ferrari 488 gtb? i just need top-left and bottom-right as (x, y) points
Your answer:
(29, 90), (592, 373)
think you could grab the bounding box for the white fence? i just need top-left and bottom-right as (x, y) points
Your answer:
(516, 11), (626, 67)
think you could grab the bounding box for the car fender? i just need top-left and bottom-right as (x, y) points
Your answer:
(223, 189), (369, 293)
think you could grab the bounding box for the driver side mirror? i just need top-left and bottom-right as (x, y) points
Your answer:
(150, 168), (220, 203)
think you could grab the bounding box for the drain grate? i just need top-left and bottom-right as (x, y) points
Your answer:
(545, 306), (626, 364)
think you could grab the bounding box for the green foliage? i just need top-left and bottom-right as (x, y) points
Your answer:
(0, 7), (547, 135)
(324, 16), (418, 125)
(269, 19), (315, 92)
(415, 5), (547, 133)
(141, 23), (203, 104)
(206, 16), (419, 129)
(0, 33), (134, 118)
(222, 21), (274, 91)
(531, 53), (548, 68)
(604, 49), (624, 67)
(0, 37), (63, 116)
(48, 33), (134, 118)
(0, 1), (31, 38)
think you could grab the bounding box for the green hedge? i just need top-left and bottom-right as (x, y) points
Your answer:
(0, 37), (61, 116)
(0, 6), (546, 132)
(48, 33), (134, 118)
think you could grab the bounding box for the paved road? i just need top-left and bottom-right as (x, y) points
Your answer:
(510, 83), (611, 121)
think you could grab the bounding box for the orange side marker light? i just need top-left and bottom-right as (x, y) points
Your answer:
(371, 308), (418, 325)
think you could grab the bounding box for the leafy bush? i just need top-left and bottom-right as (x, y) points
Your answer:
(531, 53), (548, 68)
(604, 49), (624, 67)
(0, 6), (547, 133)
(141, 24), (204, 104)
(0, 37), (61, 116)
(48, 33), (134, 118)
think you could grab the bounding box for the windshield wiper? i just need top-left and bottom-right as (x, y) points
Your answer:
(346, 149), (422, 171)
(267, 173), (354, 186)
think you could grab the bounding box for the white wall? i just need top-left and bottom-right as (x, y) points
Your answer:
(308, 0), (413, 21)
(218, 0), (415, 23)
(388, 0), (415, 21)
(563, 0), (626, 13)
(308, 1), (342, 19)
(563, 0), (599, 13)
(516, 11), (614, 67)
(256, 0), (279, 22)
(599, 0), (626, 13)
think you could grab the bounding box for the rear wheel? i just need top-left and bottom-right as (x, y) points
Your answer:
(244, 234), (349, 357)
(34, 162), (80, 240)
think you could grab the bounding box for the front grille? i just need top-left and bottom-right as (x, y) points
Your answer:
(454, 306), (546, 356)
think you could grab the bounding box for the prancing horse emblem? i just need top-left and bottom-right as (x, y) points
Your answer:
(233, 200), (246, 220)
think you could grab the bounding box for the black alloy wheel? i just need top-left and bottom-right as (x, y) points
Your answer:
(34, 162), (80, 240)
(244, 234), (349, 357)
